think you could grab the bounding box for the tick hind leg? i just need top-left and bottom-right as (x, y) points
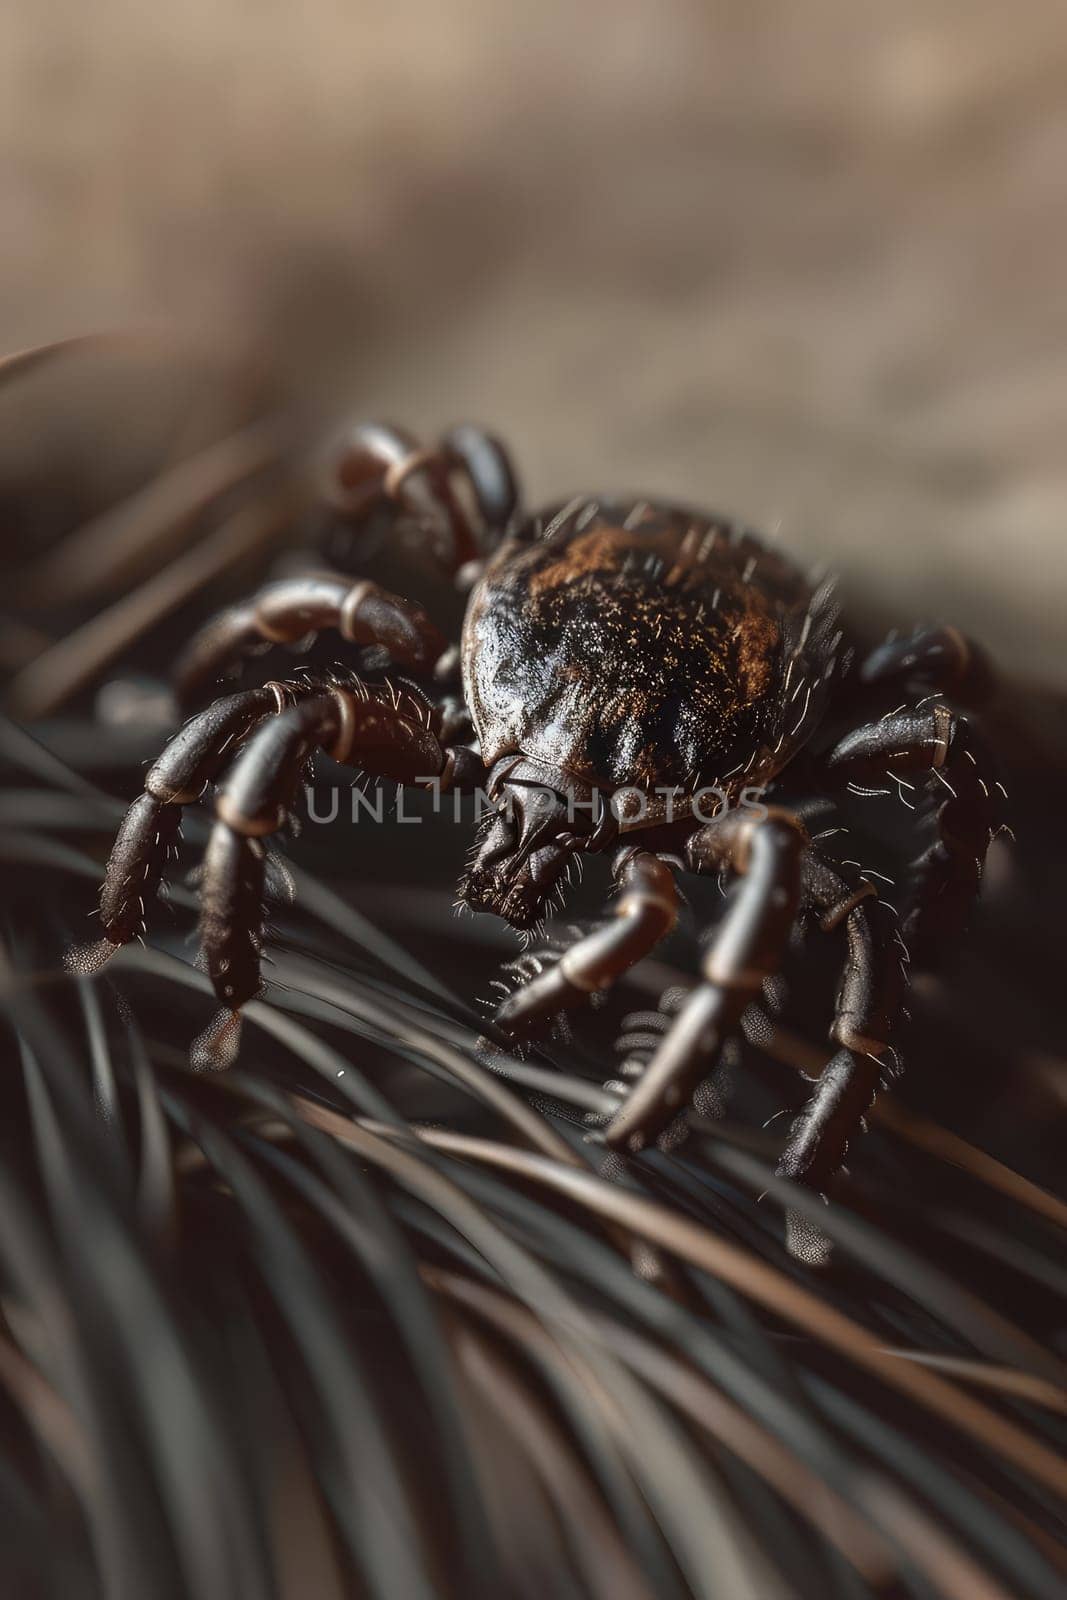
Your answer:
(176, 421), (521, 708)
(859, 623), (994, 708)
(175, 574), (447, 709)
(323, 420), (520, 572)
(492, 850), (679, 1042)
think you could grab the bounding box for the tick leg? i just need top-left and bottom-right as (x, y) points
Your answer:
(194, 686), (480, 1066)
(67, 687), (277, 973)
(859, 624), (994, 706)
(776, 1050), (880, 1189)
(194, 693), (337, 1069)
(440, 424), (521, 539)
(493, 850), (678, 1041)
(603, 811), (806, 1153)
(174, 573), (447, 708)
(775, 854), (904, 1193)
(322, 420), (521, 578)
(826, 702), (1004, 959)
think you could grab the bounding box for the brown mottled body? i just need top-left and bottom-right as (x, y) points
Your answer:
(463, 499), (833, 799)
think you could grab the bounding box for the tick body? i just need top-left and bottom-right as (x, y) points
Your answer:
(77, 421), (1005, 1202)
(463, 499), (820, 797)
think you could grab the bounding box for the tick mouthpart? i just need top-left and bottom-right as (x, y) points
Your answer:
(461, 763), (594, 927)
(462, 841), (571, 929)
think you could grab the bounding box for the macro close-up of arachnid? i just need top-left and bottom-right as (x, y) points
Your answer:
(68, 419), (1005, 1201)
(5, 9), (1067, 1598)
(4, 330), (1065, 1600)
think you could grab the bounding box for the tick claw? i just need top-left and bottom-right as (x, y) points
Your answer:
(493, 956), (579, 1040)
(191, 1008), (243, 1072)
(493, 989), (547, 1041)
(63, 938), (118, 978)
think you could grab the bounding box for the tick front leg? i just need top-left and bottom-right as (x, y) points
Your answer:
(175, 574), (447, 708)
(493, 850), (678, 1041)
(66, 686), (278, 975)
(603, 810), (806, 1153)
(194, 685), (479, 1067)
(776, 1050), (880, 1189)
(775, 853), (904, 1193)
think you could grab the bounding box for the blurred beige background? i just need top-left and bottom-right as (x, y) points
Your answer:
(3, 1), (1066, 677)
